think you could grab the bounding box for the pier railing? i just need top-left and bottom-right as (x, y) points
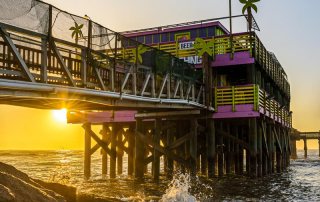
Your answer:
(138, 32), (290, 100)
(0, 0), (206, 108)
(215, 84), (292, 127)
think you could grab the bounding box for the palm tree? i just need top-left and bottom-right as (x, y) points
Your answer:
(69, 22), (84, 45)
(239, 0), (260, 31)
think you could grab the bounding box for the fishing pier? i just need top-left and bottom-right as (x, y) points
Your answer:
(0, 0), (292, 181)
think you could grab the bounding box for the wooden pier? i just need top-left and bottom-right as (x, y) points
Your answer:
(290, 131), (320, 159)
(0, 0), (293, 181)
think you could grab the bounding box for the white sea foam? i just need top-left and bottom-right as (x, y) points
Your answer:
(160, 172), (197, 202)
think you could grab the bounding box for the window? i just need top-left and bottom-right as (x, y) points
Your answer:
(190, 30), (197, 39)
(199, 28), (207, 38)
(161, 33), (169, 42)
(145, 35), (152, 44)
(137, 36), (145, 43)
(153, 34), (160, 43)
(208, 27), (214, 37)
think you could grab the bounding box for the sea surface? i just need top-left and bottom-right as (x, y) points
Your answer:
(0, 149), (319, 201)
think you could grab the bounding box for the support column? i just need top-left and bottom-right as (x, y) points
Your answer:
(271, 126), (275, 173)
(249, 118), (257, 177)
(267, 124), (272, 174)
(101, 124), (109, 178)
(218, 123), (224, 177)
(135, 119), (145, 179)
(207, 119), (216, 178)
(127, 126), (135, 176)
(153, 118), (161, 182)
(166, 127), (174, 179)
(110, 124), (117, 178)
(239, 127), (244, 175)
(304, 138), (308, 159)
(225, 125), (231, 174)
(117, 129), (124, 175)
(234, 126), (240, 175)
(190, 119), (198, 176)
(84, 123), (91, 180)
(257, 120), (263, 177)
(318, 136), (320, 157)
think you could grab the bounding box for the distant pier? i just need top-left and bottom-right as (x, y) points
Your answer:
(290, 131), (320, 158)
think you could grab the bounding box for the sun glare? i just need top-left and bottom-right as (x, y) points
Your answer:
(52, 108), (67, 123)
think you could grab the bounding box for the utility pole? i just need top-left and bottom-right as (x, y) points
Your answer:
(229, 0), (234, 59)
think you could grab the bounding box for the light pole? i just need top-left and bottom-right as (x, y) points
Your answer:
(229, 0), (233, 59)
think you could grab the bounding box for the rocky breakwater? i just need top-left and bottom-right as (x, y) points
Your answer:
(0, 162), (76, 202)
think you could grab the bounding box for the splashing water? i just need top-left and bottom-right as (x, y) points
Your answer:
(161, 172), (197, 202)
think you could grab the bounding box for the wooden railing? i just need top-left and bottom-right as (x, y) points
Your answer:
(125, 32), (290, 100)
(215, 84), (291, 127)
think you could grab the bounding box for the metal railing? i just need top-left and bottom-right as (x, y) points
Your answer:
(0, 0), (206, 108)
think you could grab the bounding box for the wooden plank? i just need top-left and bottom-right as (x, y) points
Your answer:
(216, 128), (249, 150)
(167, 132), (191, 150)
(0, 27), (35, 82)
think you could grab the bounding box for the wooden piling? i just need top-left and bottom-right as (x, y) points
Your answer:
(225, 125), (231, 174)
(117, 129), (124, 175)
(318, 137), (320, 157)
(207, 119), (216, 178)
(303, 138), (307, 158)
(134, 119), (145, 179)
(190, 119), (198, 176)
(234, 126), (240, 175)
(153, 118), (161, 182)
(84, 123), (91, 180)
(101, 124), (108, 177)
(257, 120), (262, 177)
(127, 126), (135, 176)
(249, 118), (257, 177)
(218, 123), (224, 177)
(110, 124), (117, 178)
(166, 127), (174, 179)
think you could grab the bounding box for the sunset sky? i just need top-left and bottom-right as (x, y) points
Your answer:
(0, 0), (319, 150)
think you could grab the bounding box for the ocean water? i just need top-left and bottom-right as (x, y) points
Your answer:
(0, 149), (319, 201)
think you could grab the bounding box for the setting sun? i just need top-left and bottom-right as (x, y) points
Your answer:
(52, 109), (67, 123)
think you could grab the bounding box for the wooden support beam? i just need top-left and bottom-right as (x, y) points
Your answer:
(153, 118), (161, 182)
(50, 39), (76, 87)
(167, 132), (191, 150)
(110, 124), (117, 178)
(83, 123), (91, 180)
(249, 118), (257, 177)
(41, 37), (48, 83)
(127, 127), (135, 176)
(81, 49), (87, 87)
(90, 144), (100, 155)
(166, 127), (174, 179)
(207, 119), (216, 178)
(217, 123), (224, 177)
(189, 119), (198, 176)
(117, 129), (124, 175)
(0, 27), (35, 82)
(225, 124), (231, 174)
(101, 124), (108, 177)
(82, 124), (112, 156)
(303, 138), (307, 158)
(257, 120), (262, 177)
(134, 119), (145, 179)
(216, 128), (249, 150)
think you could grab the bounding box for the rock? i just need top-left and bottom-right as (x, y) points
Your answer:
(0, 184), (15, 202)
(0, 171), (65, 202)
(0, 162), (77, 202)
